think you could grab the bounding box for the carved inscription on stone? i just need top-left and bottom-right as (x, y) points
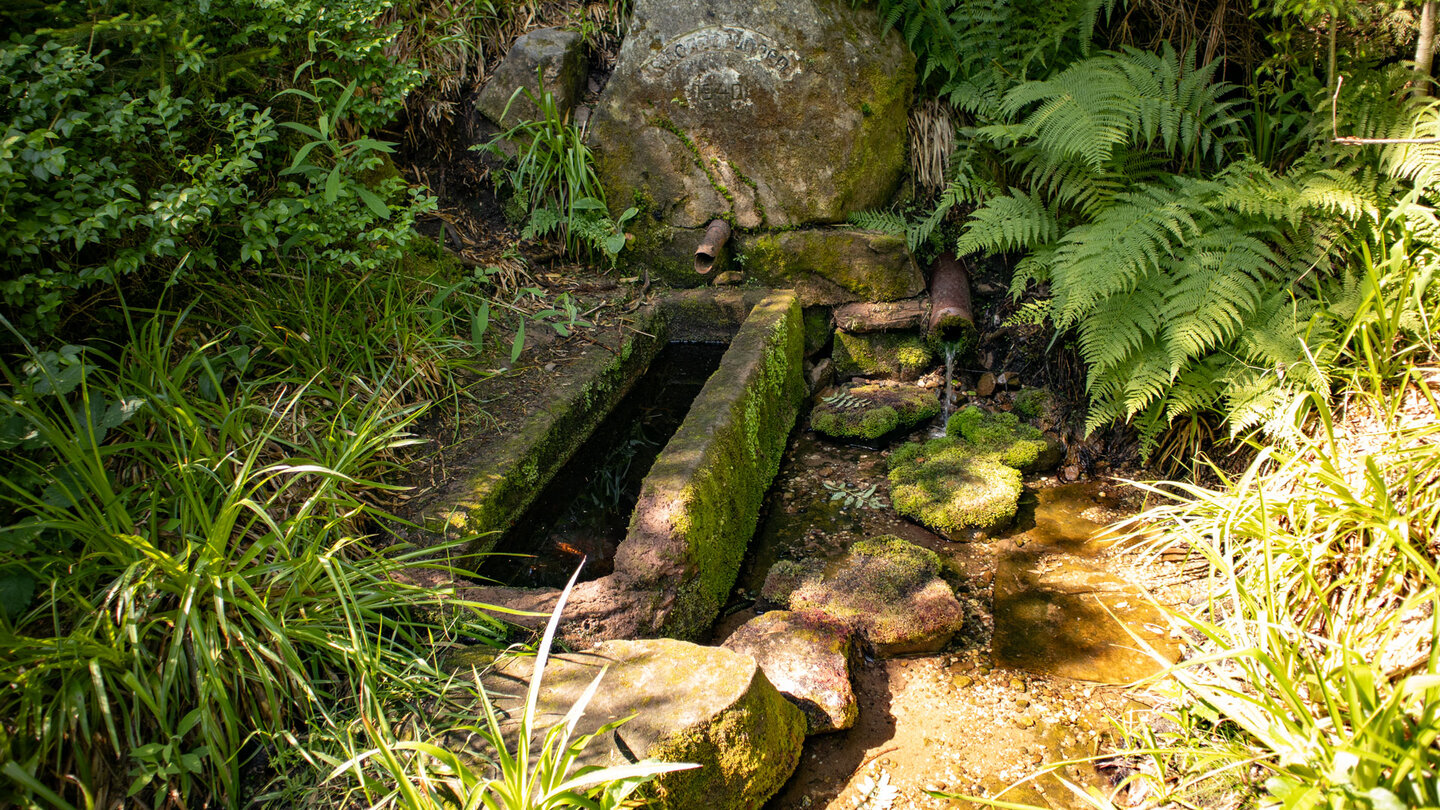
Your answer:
(641, 25), (802, 83)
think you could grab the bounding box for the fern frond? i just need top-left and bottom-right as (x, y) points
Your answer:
(848, 209), (909, 235)
(953, 189), (1059, 256)
(1160, 228), (1278, 371)
(1047, 180), (1207, 329)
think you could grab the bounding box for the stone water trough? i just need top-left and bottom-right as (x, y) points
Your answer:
(413, 289), (805, 642)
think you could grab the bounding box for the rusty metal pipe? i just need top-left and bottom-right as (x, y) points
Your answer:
(694, 219), (732, 275)
(928, 252), (975, 341)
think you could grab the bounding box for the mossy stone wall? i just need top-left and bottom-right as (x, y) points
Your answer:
(425, 306), (668, 559)
(613, 291), (805, 639)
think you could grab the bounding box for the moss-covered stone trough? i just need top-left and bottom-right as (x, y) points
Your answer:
(408, 305), (669, 560)
(455, 290), (806, 641)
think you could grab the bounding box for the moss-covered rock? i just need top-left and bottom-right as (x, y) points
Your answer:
(611, 292), (806, 639)
(762, 535), (965, 656)
(588, 0), (913, 230)
(475, 638), (805, 809)
(475, 28), (588, 126)
(722, 609), (858, 734)
(803, 306), (834, 357)
(810, 382), (939, 440)
(738, 230), (924, 304)
(887, 438), (1024, 535)
(832, 329), (933, 381)
(945, 405), (1063, 472)
(1012, 387), (1052, 420)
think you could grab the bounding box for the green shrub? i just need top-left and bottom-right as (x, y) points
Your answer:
(0, 0), (431, 343)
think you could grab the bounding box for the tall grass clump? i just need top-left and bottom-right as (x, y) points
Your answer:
(0, 307), (497, 808)
(1110, 386), (1440, 808)
(331, 567), (697, 809)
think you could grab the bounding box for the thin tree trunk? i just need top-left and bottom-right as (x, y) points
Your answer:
(1417, 0), (1437, 96)
(1327, 19), (1337, 90)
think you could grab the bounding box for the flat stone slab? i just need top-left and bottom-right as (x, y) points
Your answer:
(402, 305), (666, 558)
(472, 638), (806, 809)
(722, 609), (858, 734)
(763, 536), (965, 656)
(992, 552), (1178, 684)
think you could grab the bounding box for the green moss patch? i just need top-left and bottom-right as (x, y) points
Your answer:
(1013, 387), (1052, 420)
(832, 330), (933, 381)
(945, 405), (1062, 472)
(761, 535), (964, 656)
(887, 437), (1024, 535)
(810, 382), (939, 441)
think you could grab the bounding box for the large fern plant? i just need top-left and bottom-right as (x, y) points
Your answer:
(949, 45), (1405, 454)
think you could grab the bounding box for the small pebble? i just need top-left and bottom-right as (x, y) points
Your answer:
(1010, 678), (1026, 692)
(1016, 715), (1036, 729)
(952, 674), (973, 689)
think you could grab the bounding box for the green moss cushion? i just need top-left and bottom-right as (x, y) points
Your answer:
(887, 437), (1023, 534)
(831, 330), (933, 380)
(810, 383), (940, 440)
(761, 536), (964, 656)
(945, 405), (1062, 472)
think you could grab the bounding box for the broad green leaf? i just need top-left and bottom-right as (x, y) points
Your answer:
(511, 320), (526, 363)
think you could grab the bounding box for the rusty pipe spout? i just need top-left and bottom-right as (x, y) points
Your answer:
(694, 219), (732, 275)
(928, 252), (975, 342)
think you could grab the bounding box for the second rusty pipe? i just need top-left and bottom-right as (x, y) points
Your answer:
(694, 219), (732, 275)
(928, 251), (975, 340)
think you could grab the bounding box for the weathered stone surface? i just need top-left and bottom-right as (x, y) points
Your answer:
(739, 230), (924, 303)
(803, 306), (834, 357)
(993, 557), (1178, 684)
(833, 298), (929, 333)
(810, 381), (939, 441)
(408, 305), (666, 559)
(658, 287), (770, 342)
(991, 489), (1180, 683)
(450, 292), (805, 642)
(887, 437), (1024, 535)
(590, 0), (913, 231)
(946, 405), (1063, 473)
(832, 329), (933, 381)
(476, 28), (588, 126)
(722, 609), (858, 734)
(472, 639), (806, 809)
(762, 536), (965, 656)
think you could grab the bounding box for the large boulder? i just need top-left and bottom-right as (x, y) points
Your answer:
(762, 536), (965, 656)
(722, 609), (859, 734)
(589, 0), (914, 234)
(472, 638), (806, 809)
(476, 28), (588, 126)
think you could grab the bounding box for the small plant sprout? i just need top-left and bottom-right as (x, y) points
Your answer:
(822, 481), (889, 510)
